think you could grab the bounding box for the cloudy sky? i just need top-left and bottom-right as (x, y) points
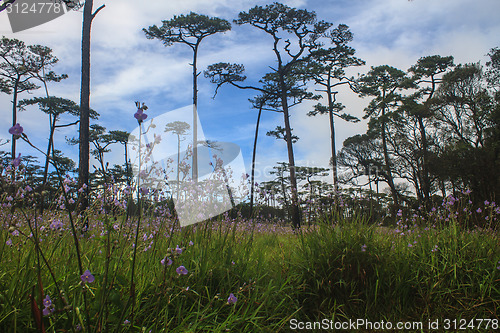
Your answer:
(1, 0), (499, 184)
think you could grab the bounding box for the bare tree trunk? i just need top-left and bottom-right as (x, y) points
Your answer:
(326, 75), (338, 192)
(417, 116), (430, 207)
(381, 113), (399, 209)
(11, 78), (19, 160)
(249, 104), (263, 217)
(280, 88), (301, 229)
(78, 0), (92, 217)
(192, 45), (199, 183)
(176, 133), (181, 200)
(124, 142), (130, 186)
(78, 0), (104, 218)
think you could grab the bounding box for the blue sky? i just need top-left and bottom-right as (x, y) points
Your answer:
(1, 0), (499, 185)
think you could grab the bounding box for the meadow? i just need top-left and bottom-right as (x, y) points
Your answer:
(1, 3), (499, 332)
(1, 183), (499, 332)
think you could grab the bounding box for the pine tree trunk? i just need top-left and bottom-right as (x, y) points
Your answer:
(11, 78), (19, 160)
(78, 0), (93, 216)
(281, 89), (301, 229)
(249, 104), (263, 217)
(381, 109), (399, 210)
(192, 46), (199, 183)
(326, 75), (338, 193)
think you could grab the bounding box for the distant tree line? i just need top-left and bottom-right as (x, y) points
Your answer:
(338, 50), (500, 213)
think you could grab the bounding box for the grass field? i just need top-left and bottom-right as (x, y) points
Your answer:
(1, 194), (499, 332)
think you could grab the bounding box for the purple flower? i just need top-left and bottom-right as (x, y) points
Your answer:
(43, 295), (52, 308)
(476, 208), (482, 213)
(134, 109), (147, 122)
(6, 238), (12, 246)
(9, 123), (23, 136)
(175, 245), (183, 254)
(227, 293), (237, 305)
(176, 265), (188, 275)
(12, 153), (21, 167)
(80, 269), (95, 283)
(42, 295), (55, 316)
(361, 244), (367, 252)
(42, 307), (51, 316)
(161, 257), (172, 266)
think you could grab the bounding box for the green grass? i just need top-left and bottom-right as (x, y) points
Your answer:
(1, 209), (499, 332)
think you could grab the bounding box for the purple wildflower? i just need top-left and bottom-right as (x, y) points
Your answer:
(6, 238), (12, 246)
(12, 153), (21, 167)
(43, 295), (52, 308)
(80, 269), (95, 283)
(42, 295), (55, 316)
(42, 307), (51, 316)
(134, 109), (147, 123)
(8, 123), (23, 136)
(176, 265), (188, 275)
(227, 293), (237, 305)
(175, 245), (183, 254)
(361, 244), (367, 252)
(161, 257), (172, 266)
